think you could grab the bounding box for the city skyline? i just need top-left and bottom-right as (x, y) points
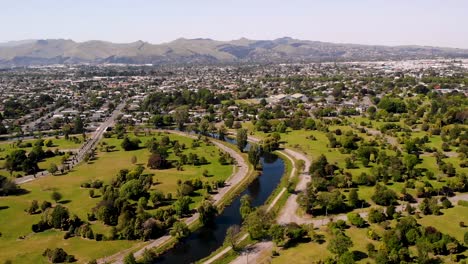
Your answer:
(1, 0), (467, 49)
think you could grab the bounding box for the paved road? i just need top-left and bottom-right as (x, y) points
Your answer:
(97, 130), (249, 264)
(14, 102), (126, 185)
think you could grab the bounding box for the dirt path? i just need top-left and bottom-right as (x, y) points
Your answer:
(276, 148), (311, 224)
(227, 140), (468, 264)
(229, 241), (274, 264)
(224, 146), (312, 264)
(97, 131), (249, 264)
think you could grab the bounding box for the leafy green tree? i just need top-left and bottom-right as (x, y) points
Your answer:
(173, 107), (189, 130)
(225, 225), (241, 251)
(245, 208), (273, 240)
(248, 143), (262, 169)
(123, 253), (137, 264)
(51, 191), (62, 203)
(347, 212), (366, 228)
(170, 221), (190, 240)
(119, 179), (146, 200)
(327, 231), (353, 257)
(309, 154), (329, 177)
(28, 200), (39, 214)
(198, 200), (217, 226)
(173, 196), (192, 216)
(73, 116), (84, 134)
(236, 128), (248, 152)
(317, 190), (346, 214)
(239, 194), (252, 219)
(48, 163), (58, 175)
(348, 189), (359, 208)
(371, 184), (397, 206)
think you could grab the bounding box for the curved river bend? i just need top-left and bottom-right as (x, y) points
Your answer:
(154, 138), (285, 263)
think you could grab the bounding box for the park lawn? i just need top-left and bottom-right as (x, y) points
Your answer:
(0, 228), (138, 264)
(0, 132), (233, 263)
(101, 132), (233, 195)
(271, 226), (373, 264)
(271, 231), (331, 264)
(417, 205), (468, 242)
(0, 135), (83, 178)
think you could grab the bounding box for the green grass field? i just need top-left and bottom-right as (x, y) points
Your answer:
(0, 136), (83, 178)
(0, 131), (234, 263)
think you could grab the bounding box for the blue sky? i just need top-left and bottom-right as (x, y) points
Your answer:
(1, 0), (467, 48)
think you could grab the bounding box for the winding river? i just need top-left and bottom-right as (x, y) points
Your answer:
(154, 137), (285, 263)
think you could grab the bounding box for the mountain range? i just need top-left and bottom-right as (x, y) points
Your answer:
(1, 37), (468, 67)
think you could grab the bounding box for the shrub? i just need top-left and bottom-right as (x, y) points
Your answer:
(42, 248), (75, 263)
(347, 212), (366, 227)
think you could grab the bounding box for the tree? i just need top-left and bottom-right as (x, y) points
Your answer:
(123, 253), (137, 264)
(309, 154), (329, 177)
(368, 208), (386, 223)
(147, 153), (166, 169)
(43, 248), (75, 263)
(327, 231), (353, 257)
(371, 184), (397, 206)
(173, 107), (189, 130)
(317, 190), (346, 214)
(141, 249), (157, 264)
(173, 196), (192, 216)
(245, 208), (273, 240)
(225, 225), (241, 251)
(121, 137), (140, 151)
(28, 200), (39, 214)
(51, 191), (62, 203)
(236, 128), (248, 152)
(170, 221), (190, 240)
(0, 176), (20, 196)
(48, 163), (58, 175)
(198, 200), (217, 226)
(240, 194), (252, 219)
(347, 212), (366, 228)
(248, 143), (262, 169)
(348, 189), (359, 208)
(73, 116), (85, 134)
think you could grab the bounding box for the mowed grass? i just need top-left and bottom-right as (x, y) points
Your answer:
(271, 226), (374, 264)
(417, 205), (468, 242)
(0, 131), (233, 263)
(0, 136), (83, 178)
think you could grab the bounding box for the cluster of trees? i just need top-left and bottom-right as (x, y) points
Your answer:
(31, 204), (86, 236)
(367, 216), (463, 263)
(43, 248), (75, 263)
(5, 139), (66, 175)
(89, 167), (168, 240)
(141, 89), (229, 114)
(121, 136), (141, 151)
(88, 166), (219, 242)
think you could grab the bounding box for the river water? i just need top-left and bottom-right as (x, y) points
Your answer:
(154, 137), (285, 263)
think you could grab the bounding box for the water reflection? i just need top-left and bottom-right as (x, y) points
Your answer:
(155, 140), (284, 264)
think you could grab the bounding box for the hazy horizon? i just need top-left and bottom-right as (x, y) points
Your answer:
(1, 0), (468, 49)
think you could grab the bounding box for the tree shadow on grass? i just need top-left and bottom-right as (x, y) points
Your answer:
(0, 205), (9, 210)
(9, 188), (30, 196)
(58, 200), (71, 204)
(352, 250), (368, 261)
